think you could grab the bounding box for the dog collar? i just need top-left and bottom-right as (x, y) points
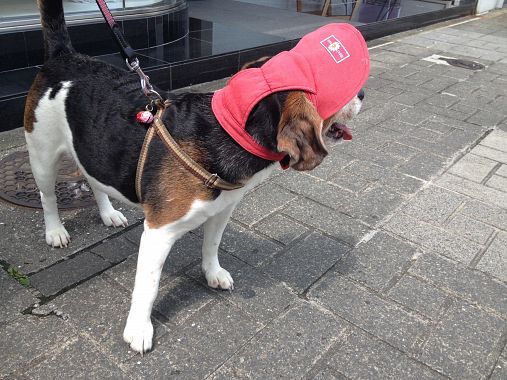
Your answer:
(212, 23), (370, 165)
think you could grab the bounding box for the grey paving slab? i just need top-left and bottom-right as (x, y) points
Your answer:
(0, 200), (142, 274)
(381, 141), (420, 160)
(335, 232), (417, 291)
(497, 164), (507, 177)
(90, 236), (138, 264)
(188, 253), (298, 322)
(123, 300), (261, 380)
(274, 171), (354, 211)
(459, 199), (507, 230)
(232, 182), (296, 227)
(29, 251), (110, 297)
(387, 274), (448, 320)
(304, 150), (355, 180)
(310, 273), (428, 352)
(471, 144), (507, 164)
(384, 213), (480, 264)
(467, 109), (506, 126)
(52, 275), (165, 362)
(210, 302), (347, 380)
(327, 328), (445, 380)
(253, 213), (309, 245)
(104, 232), (202, 291)
(0, 315), (75, 378)
(328, 171), (371, 193)
(477, 231), (507, 282)
(341, 184), (405, 226)
(122, 223), (144, 246)
(446, 213), (495, 245)
(282, 198), (371, 246)
(435, 173), (507, 209)
(402, 185), (466, 225)
(398, 152), (449, 180)
(312, 367), (347, 380)
(379, 170), (425, 195)
(220, 221), (282, 266)
(448, 153), (498, 183)
(418, 300), (506, 379)
(409, 252), (507, 317)
(164, 299), (261, 364)
(154, 276), (218, 326)
(481, 129), (507, 152)
(26, 335), (129, 380)
(261, 232), (349, 293)
(0, 269), (38, 324)
(487, 174), (507, 192)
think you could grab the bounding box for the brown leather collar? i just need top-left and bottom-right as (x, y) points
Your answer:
(135, 100), (244, 202)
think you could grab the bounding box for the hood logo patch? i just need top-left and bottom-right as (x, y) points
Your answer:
(321, 35), (350, 64)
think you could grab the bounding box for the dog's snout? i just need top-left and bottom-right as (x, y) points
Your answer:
(357, 89), (365, 101)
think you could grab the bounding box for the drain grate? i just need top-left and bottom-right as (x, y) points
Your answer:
(438, 57), (485, 70)
(0, 151), (95, 209)
(422, 54), (485, 71)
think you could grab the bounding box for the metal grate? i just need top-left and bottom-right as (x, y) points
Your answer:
(0, 151), (95, 209)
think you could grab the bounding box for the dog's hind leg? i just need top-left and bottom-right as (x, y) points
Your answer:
(201, 204), (236, 290)
(89, 186), (128, 228)
(123, 222), (178, 353)
(25, 133), (70, 248)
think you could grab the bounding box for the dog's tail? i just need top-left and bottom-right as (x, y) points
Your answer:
(38, 0), (75, 61)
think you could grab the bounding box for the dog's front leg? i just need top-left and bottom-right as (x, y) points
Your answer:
(202, 204), (236, 290)
(123, 222), (175, 354)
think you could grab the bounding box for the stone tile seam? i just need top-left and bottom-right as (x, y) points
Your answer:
(380, 211), (495, 257)
(76, 329), (135, 377)
(299, 326), (356, 380)
(306, 296), (450, 378)
(485, 328), (507, 380)
(6, 333), (82, 380)
(23, 220), (143, 278)
(482, 162), (505, 185)
(407, 270), (507, 321)
(468, 230), (500, 270)
(202, 302), (297, 379)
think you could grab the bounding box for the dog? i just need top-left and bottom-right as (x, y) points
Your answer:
(26, 0), (369, 354)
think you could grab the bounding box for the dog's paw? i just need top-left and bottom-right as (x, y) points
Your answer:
(45, 226), (71, 248)
(101, 210), (128, 228)
(205, 268), (234, 290)
(123, 318), (153, 354)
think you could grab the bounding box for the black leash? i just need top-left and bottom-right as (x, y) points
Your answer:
(95, 0), (163, 102)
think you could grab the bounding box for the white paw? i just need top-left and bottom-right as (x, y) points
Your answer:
(100, 209), (128, 228)
(123, 317), (153, 354)
(205, 268), (234, 290)
(45, 226), (71, 248)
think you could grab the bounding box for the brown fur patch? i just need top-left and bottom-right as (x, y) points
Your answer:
(277, 91), (327, 171)
(24, 73), (46, 133)
(240, 56), (271, 71)
(143, 141), (215, 229)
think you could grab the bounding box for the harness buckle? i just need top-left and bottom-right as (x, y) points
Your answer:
(204, 173), (219, 188)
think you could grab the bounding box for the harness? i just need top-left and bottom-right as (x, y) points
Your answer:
(135, 100), (244, 201)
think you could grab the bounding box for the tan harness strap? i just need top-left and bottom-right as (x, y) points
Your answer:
(135, 101), (244, 202)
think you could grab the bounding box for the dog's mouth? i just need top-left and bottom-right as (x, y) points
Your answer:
(326, 122), (353, 141)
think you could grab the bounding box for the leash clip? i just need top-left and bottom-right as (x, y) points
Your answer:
(126, 58), (163, 103)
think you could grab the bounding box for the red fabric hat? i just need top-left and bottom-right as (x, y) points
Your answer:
(212, 23), (370, 162)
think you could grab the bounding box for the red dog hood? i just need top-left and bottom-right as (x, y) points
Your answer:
(212, 23), (370, 162)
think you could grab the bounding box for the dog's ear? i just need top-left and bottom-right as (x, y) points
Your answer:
(277, 91), (328, 171)
(240, 56), (271, 70)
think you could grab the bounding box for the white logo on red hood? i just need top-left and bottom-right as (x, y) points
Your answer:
(321, 35), (350, 64)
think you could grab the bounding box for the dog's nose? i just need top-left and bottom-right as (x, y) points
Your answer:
(357, 89), (365, 101)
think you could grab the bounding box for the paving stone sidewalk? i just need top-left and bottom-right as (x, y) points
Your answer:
(1, 9), (507, 380)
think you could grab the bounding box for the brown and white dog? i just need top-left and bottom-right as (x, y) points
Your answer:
(26, 0), (366, 353)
